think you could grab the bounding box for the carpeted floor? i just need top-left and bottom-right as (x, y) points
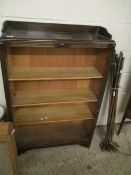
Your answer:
(19, 124), (131, 175)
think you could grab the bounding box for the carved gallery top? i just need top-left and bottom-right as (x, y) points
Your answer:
(0, 21), (115, 48)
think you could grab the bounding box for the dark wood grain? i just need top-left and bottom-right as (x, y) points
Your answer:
(1, 21), (115, 48)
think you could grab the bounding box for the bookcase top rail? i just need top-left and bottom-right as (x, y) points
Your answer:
(0, 21), (115, 48)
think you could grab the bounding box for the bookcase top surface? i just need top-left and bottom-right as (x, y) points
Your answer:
(0, 21), (115, 47)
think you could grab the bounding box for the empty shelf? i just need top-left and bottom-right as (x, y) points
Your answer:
(14, 103), (94, 125)
(9, 67), (103, 81)
(12, 89), (97, 107)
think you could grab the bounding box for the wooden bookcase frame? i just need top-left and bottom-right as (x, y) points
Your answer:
(0, 21), (116, 152)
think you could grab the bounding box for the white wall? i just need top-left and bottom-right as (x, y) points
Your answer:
(0, 0), (131, 124)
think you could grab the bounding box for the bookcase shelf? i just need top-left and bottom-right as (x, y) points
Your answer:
(12, 88), (97, 107)
(13, 103), (94, 125)
(8, 66), (103, 81)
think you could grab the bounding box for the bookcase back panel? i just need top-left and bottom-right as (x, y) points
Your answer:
(9, 47), (97, 67)
(10, 79), (103, 96)
(12, 80), (90, 90)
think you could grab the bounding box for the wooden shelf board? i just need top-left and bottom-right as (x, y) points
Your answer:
(8, 67), (103, 81)
(13, 104), (94, 125)
(12, 89), (97, 107)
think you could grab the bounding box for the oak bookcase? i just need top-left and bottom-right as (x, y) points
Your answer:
(0, 21), (115, 151)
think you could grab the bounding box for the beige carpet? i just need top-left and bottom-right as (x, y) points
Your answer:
(19, 124), (131, 175)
